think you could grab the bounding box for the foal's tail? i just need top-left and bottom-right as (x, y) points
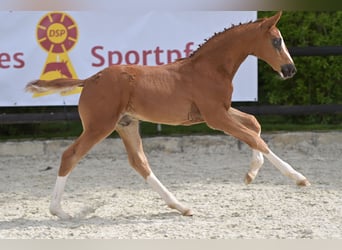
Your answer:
(25, 78), (84, 94)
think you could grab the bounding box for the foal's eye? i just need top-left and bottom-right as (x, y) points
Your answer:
(272, 38), (282, 50)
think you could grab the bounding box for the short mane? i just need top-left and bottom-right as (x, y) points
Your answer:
(189, 18), (265, 58)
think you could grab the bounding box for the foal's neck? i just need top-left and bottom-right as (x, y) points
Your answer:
(189, 23), (258, 79)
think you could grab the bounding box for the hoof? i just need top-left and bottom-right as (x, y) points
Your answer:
(50, 208), (73, 220)
(182, 209), (193, 216)
(168, 203), (193, 216)
(296, 179), (311, 187)
(244, 173), (254, 185)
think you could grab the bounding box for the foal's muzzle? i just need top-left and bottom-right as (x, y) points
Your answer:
(280, 64), (297, 79)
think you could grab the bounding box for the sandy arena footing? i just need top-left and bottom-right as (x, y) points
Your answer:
(0, 132), (341, 239)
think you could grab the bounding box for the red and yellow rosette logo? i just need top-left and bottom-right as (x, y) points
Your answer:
(35, 12), (81, 97)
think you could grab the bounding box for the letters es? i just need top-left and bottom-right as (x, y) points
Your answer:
(0, 52), (25, 69)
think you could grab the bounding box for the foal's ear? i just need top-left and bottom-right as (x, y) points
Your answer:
(261, 11), (282, 30)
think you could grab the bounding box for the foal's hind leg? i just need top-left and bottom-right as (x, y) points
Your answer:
(116, 116), (193, 216)
(229, 108), (264, 184)
(50, 124), (116, 219)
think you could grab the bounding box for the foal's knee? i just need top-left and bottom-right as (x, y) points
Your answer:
(248, 136), (269, 154)
(247, 114), (261, 135)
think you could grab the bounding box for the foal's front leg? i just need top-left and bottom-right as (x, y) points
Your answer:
(263, 151), (311, 186)
(116, 117), (193, 216)
(205, 107), (310, 186)
(245, 150), (264, 184)
(228, 108), (264, 184)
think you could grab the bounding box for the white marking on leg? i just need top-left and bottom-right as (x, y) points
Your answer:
(245, 149), (264, 184)
(264, 150), (310, 186)
(146, 172), (193, 216)
(49, 175), (72, 219)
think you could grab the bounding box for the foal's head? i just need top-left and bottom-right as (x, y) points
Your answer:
(253, 11), (296, 79)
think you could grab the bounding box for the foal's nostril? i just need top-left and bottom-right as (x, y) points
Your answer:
(281, 64), (296, 78)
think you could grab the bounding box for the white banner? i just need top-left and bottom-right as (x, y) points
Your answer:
(0, 11), (257, 106)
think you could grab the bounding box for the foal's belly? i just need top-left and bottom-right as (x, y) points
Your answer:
(126, 95), (203, 126)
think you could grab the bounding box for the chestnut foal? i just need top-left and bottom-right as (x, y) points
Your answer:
(26, 11), (310, 219)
